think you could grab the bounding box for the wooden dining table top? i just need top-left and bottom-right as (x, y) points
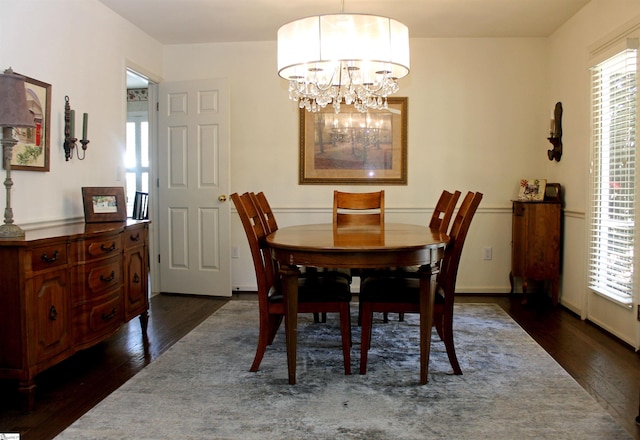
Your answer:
(266, 222), (449, 269)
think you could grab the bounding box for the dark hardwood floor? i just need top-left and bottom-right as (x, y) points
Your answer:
(0, 293), (638, 440)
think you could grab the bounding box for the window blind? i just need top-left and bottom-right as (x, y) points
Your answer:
(588, 47), (637, 306)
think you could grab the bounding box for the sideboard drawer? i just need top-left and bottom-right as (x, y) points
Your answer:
(123, 224), (147, 250)
(73, 234), (122, 262)
(74, 257), (123, 304)
(31, 243), (68, 272)
(73, 293), (123, 347)
(87, 258), (122, 295)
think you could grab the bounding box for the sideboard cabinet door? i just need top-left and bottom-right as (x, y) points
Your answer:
(510, 201), (562, 304)
(30, 269), (73, 366)
(124, 223), (149, 323)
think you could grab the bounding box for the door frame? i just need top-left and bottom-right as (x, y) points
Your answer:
(126, 63), (161, 295)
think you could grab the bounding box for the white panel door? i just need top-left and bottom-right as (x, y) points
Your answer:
(158, 78), (231, 296)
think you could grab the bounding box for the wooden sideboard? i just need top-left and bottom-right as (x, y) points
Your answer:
(0, 220), (150, 411)
(509, 200), (561, 305)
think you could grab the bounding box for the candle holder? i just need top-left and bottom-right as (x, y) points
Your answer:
(63, 96), (89, 160)
(547, 102), (562, 162)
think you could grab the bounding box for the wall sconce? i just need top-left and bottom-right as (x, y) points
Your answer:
(547, 102), (562, 162)
(63, 95), (89, 160)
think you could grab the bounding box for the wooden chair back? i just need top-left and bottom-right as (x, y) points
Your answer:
(438, 191), (483, 297)
(231, 192), (276, 301)
(429, 190), (461, 233)
(333, 190), (385, 227)
(251, 192), (278, 234)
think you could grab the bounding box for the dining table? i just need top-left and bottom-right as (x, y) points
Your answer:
(266, 222), (449, 385)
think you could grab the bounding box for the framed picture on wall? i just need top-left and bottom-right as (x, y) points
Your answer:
(299, 97), (408, 185)
(2, 74), (52, 172)
(82, 187), (128, 223)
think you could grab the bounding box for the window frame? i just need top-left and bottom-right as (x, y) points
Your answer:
(588, 40), (639, 308)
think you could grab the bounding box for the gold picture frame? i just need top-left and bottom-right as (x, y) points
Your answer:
(82, 187), (127, 223)
(299, 97), (408, 185)
(3, 74), (52, 172)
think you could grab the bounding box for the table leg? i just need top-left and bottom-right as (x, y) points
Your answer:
(280, 263), (300, 385)
(418, 263), (438, 385)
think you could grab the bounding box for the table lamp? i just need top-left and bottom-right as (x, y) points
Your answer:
(0, 68), (35, 238)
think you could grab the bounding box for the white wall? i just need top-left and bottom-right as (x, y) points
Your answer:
(0, 0), (162, 225)
(163, 37), (548, 293)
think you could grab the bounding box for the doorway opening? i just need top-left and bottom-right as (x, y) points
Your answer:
(126, 69), (151, 216)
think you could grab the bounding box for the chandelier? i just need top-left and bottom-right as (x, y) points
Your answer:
(277, 13), (410, 113)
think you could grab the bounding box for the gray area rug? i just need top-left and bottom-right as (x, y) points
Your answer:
(56, 301), (630, 439)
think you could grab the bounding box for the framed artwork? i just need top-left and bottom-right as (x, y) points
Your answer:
(299, 97), (408, 185)
(518, 179), (547, 201)
(82, 187), (127, 223)
(3, 75), (51, 172)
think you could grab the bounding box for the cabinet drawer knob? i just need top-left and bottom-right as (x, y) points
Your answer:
(100, 242), (117, 252)
(49, 305), (58, 321)
(133, 273), (141, 284)
(101, 308), (117, 321)
(41, 250), (59, 263)
(100, 271), (116, 283)
(129, 233), (141, 242)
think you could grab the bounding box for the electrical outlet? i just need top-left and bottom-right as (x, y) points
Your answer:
(483, 246), (492, 260)
(231, 246), (240, 259)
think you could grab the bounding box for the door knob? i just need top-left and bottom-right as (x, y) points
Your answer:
(218, 195), (227, 202)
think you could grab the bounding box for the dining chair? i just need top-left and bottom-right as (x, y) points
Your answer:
(332, 189), (385, 281)
(360, 189), (461, 323)
(231, 192), (353, 375)
(332, 190), (385, 323)
(359, 191), (483, 376)
(394, 189), (462, 322)
(251, 191), (352, 323)
(132, 191), (149, 220)
(333, 190), (385, 227)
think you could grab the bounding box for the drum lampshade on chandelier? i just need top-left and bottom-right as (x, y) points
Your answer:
(277, 13), (410, 113)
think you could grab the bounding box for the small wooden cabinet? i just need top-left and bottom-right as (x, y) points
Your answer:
(510, 200), (561, 305)
(0, 220), (149, 411)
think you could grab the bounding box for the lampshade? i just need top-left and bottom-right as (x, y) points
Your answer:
(0, 69), (36, 128)
(278, 14), (410, 113)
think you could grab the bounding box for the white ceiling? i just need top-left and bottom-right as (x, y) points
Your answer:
(101, 0), (591, 45)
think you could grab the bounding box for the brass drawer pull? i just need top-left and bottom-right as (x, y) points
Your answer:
(100, 271), (116, 282)
(41, 250), (59, 263)
(129, 233), (141, 242)
(101, 308), (116, 320)
(100, 242), (116, 252)
(49, 305), (58, 321)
